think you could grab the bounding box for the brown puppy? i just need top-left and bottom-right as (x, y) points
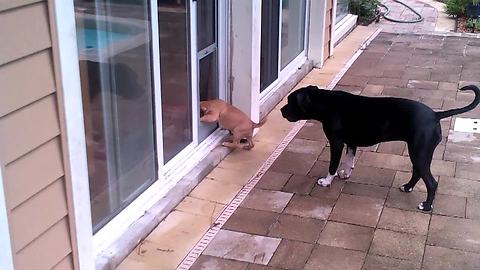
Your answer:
(200, 99), (266, 150)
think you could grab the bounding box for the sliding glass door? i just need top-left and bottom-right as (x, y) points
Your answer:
(75, 0), (157, 232)
(74, 0), (226, 233)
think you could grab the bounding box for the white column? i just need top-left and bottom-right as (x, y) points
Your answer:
(230, 0), (262, 123)
(307, 0), (327, 68)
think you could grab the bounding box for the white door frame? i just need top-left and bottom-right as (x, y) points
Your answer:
(48, 0), (94, 268)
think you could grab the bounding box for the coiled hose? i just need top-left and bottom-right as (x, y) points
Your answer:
(378, 0), (424, 23)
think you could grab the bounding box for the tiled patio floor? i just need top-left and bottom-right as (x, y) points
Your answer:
(372, 0), (455, 34)
(186, 33), (480, 269)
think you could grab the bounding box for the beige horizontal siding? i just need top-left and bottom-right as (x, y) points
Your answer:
(0, 1), (51, 65)
(4, 137), (64, 210)
(0, 0), (43, 12)
(52, 254), (74, 270)
(10, 178), (68, 252)
(0, 0), (75, 268)
(15, 217), (72, 270)
(0, 94), (60, 164)
(0, 49), (55, 117)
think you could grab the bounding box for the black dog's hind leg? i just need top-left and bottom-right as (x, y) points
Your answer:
(338, 146), (357, 179)
(399, 169), (420, 192)
(318, 141), (343, 187)
(416, 165), (438, 211)
(407, 133), (440, 211)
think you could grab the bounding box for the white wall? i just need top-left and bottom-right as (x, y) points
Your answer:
(230, 0), (262, 123)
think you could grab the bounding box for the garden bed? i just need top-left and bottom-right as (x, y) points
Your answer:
(455, 17), (480, 33)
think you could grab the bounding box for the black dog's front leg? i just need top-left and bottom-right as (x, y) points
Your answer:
(318, 141), (344, 187)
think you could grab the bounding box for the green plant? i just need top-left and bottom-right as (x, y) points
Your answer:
(465, 18), (480, 31)
(349, 0), (379, 25)
(445, 0), (470, 17)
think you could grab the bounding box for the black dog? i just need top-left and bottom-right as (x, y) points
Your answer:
(281, 85), (480, 211)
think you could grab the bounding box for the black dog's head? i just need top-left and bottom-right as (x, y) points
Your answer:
(281, 85), (319, 122)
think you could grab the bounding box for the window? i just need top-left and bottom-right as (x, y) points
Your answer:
(336, 0), (349, 23)
(260, 0), (280, 92)
(260, 0), (307, 93)
(74, 0), (157, 232)
(280, 0), (306, 69)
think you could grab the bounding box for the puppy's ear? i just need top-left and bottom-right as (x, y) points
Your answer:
(296, 92), (311, 113)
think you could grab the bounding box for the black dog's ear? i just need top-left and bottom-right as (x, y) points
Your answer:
(296, 91), (311, 113)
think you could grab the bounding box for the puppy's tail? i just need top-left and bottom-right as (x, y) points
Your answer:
(436, 85), (480, 120)
(252, 117), (267, 128)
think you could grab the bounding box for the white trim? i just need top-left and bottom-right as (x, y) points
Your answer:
(190, 0), (199, 146)
(251, 0), (262, 123)
(333, 14), (358, 45)
(47, 1), (95, 269)
(330, 0), (338, 56)
(218, 0), (230, 102)
(0, 166), (14, 270)
(151, 0), (165, 171)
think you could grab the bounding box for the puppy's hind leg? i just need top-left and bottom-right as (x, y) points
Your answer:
(338, 146), (356, 179)
(243, 136), (254, 150)
(318, 141), (343, 187)
(222, 131), (242, 149)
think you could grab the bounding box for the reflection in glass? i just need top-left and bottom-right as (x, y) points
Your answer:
(74, 0), (156, 232)
(197, 0), (216, 51)
(158, 0), (193, 163)
(280, 0), (306, 69)
(336, 0), (349, 23)
(260, 0), (280, 92)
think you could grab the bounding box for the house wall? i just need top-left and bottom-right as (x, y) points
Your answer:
(0, 1), (74, 269)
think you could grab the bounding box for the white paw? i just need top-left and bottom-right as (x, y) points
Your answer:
(317, 173), (337, 187)
(338, 168), (353, 179)
(317, 178), (331, 187)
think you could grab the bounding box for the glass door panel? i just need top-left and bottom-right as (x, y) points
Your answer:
(280, 0), (306, 69)
(74, 0), (157, 232)
(260, 0), (280, 92)
(336, 0), (349, 23)
(197, 0), (219, 142)
(158, 0), (193, 163)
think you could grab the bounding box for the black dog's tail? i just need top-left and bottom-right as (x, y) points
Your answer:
(436, 85), (480, 120)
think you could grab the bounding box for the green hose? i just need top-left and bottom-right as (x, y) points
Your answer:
(379, 0), (424, 23)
